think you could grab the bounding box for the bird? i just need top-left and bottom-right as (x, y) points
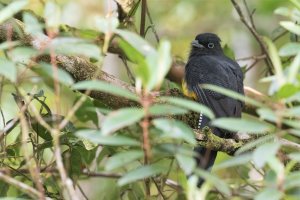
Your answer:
(182, 33), (244, 185)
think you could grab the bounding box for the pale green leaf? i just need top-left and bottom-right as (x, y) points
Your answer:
(0, 58), (16, 82)
(160, 96), (215, 119)
(212, 118), (273, 134)
(253, 143), (281, 168)
(118, 164), (166, 186)
(149, 104), (188, 116)
(175, 154), (196, 174)
(38, 63), (74, 85)
(279, 42), (300, 57)
(50, 37), (101, 60)
(0, 0), (28, 24)
(44, 1), (60, 29)
(23, 12), (43, 36)
(194, 169), (231, 196)
(235, 135), (275, 155)
(263, 37), (285, 86)
(72, 80), (139, 101)
(76, 130), (140, 146)
(95, 16), (119, 33)
(202, 84), (264, 107)
(288, 52), (300, 83)
(101, 108), (144, 135)
(153, 118), (196, 145)
(255, 188), (283, 200)
(214, 153), (252, 170)
(280, 21), (300, 35)
(105, 150), (143, 170)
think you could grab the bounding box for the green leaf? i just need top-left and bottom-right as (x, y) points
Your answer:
(23, 12), (43, 36)
(153, 118), (196, 145)
(194, 169), (231, 196)
(10, 47), (39, 64)
(146, 40), (172, 91)
(235, 135), (275, 155)
(0, 41), (20, 50)
(214, 153), (252, 170)
(288, 52), (300, 83)
(276, 83), (299, 98)
(253, 143), (281, 168)
(274, 7), (290, 16)
(284, 172), (300, 189)
(149, 104), (188, 116)
(44, 1), (60, 29)
(72, 80), (139, 101)
(0, 57), (16, 82)
(0, 0), (28, 24)
(263, 37), (285, 86)
(50, 37), (101, 60)
(116, 29), (156, 56)
(175, 154), (196, 174)
(290, 0), (300, 10)
(118, 164), (166, 186)
(289, 152), (300, 162)
(202, 84), (264, 107)
(257, 108), (277, 122)
(255, 188), (283, 200)
(76, 130), (140, 146)
(101, 108), (144, 135)
(280, 21), (300, 35)
(160, 96), (215, 119)
(95, 16), (119, 33)
(212, 118), (273, 134)
(279, 42), (300, 57)
(37, 63), (74, 86)
(105, 150), (143, 171)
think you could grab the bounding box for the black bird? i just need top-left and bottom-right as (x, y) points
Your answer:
(182, 33), (244, 185)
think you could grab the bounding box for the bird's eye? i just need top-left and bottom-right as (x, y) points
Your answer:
(208, 43), (214, 48)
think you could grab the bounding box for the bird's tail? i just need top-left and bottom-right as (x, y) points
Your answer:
(194, 146), (218, 187)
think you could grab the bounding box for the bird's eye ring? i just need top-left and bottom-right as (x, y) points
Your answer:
(208, 43), (214, 48)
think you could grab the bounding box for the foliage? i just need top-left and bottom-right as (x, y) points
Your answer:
(0, 0), (300, 200)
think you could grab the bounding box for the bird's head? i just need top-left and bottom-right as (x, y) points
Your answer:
(190, 33), (223, 56)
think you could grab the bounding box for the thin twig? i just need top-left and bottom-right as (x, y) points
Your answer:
(0, 172), (42, 199)
(236, 54), (266, 61)
(152, 178), (167, 200)
(146, 5), (160, 42)
(140, 0), (147, 37)
(231, 0), (274, 75)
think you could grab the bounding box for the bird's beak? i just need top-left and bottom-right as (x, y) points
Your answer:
(191, 40), (204, 48)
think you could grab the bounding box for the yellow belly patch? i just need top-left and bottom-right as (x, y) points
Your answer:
(182, 80), (197, 99)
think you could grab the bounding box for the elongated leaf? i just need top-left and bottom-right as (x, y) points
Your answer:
(118, 164), (166, 186)
(253, 143), (281, 168)
(280, 21), (300, 35)
(214, 153), (252, 170)
(284, 172), (300, 189)
(37, 63), (74, 86)
(175, 154), (196, 174)
(95, 16), (119, 33)
(279, 42), (300, 57)
(161, 97), (214, 119)
(105, 150), (144, 170)
(149, 104), (188, 116)
(0, 58), (16, 82)
(194, 169), (231, 196)
(274, 7), (290, 17)
(146, 40), (172, 91)
(116, 29), (156, 56)
(0, 41), (20, 50)
(44, 1), (60, 29)
(202, 84), (264, 107)
(153, 118), (196, 145)
(72, 80), (139, 101)
(50, 37), (101, 60)
(255, 188), (283, 200)
(76, 130), (140, 146)
(101, 108), (144, 135)
(0, 0), (28, 24)
(212, 118), (273, 134)
(23, 12), (43, 36)
(235, 135), (275, 155)
(263, 37), (285, 86)
(288, 52), (300, 83)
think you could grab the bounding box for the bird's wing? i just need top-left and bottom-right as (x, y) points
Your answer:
(185, 55), (243, 121)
